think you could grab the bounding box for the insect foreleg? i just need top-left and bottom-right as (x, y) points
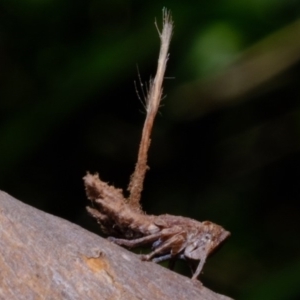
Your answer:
(191, 243), (210, 280)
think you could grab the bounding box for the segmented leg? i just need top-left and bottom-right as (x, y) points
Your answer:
(141, 232), (185, 261)
(191, 243), (210, 280)
(152, 254), (172, 263)
(152, 253), (185, 271)
(152, 254), (177, 270)
(108, 232), (162, 248)
(152, 253), (185, 263)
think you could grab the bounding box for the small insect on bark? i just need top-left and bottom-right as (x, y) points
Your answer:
(84, 9), (230, 282)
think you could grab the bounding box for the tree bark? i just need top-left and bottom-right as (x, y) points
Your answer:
(0, 190), (233, 300)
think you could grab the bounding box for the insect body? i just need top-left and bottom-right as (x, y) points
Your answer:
(85, 173), (230, 280)
(84, 10), (230, 282)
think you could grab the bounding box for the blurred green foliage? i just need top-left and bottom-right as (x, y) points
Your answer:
(1, 1), (300, 299)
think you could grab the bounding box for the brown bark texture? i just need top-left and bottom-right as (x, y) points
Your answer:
(0, 190), (233, 300)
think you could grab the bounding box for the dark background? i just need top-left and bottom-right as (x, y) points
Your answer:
(1, 1), (300, 299)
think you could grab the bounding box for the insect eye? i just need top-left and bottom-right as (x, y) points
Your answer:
(205, 234), (211, 240)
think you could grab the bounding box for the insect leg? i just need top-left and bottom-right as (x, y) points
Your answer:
(152, 254), (178, 270)
(152, 254), (172, 263)
(191, 244), (210, 280)
(108, 232), (162, 248)
(152, 253), (185, 269)
(141, 233), (185, 261)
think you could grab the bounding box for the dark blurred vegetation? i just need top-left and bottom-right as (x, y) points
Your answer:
(1, 0), (300, 299)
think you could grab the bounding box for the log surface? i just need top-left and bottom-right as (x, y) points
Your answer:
(0, 190), (233, 300)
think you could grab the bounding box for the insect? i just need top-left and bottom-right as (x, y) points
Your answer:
(84, 10), (230, 281)
(84, 173), (230, 280)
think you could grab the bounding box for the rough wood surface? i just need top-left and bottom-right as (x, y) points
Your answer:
(0, 190), (233, 300)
